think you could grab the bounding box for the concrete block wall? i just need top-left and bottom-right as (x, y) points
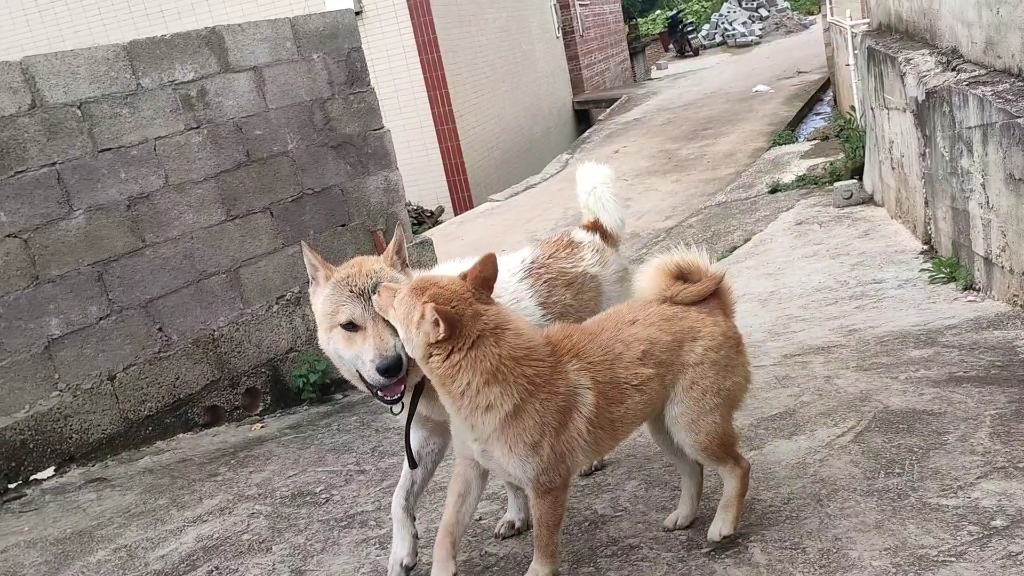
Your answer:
(867, 0), (1024, 79)
(0, 10), (427, 482)
(859, 32), (1024, 304)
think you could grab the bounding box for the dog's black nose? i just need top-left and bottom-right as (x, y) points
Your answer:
(375, 355), (405, 379)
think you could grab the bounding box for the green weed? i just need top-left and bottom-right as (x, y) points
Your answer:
(788, 0), (821, 15)
(292, 352), (334, 402)
(767, 160), (846, 193)
(771, 128), (798, 147)
(922, 254), (974, 291)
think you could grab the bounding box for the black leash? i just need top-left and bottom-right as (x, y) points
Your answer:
(402, 378), (427, 470)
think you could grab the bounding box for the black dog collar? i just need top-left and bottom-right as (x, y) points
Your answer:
(397, 378), (427, 470)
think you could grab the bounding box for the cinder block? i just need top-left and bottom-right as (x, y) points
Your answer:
(215, 294), (311, 374)
(323, 49), (371, 94)
(0, 61), (33, 117)
(304, 224), (376, 269)
(356, 128), (399, 177)
(23, 45), (137, 105)
(49, 311), (161, 383)
(28, 208), (143, 277)
(833, 179), (873, 208)
(0, 237), (36, 296)
(271, 187), (351, 244)
(174, 71), (266, 124)
(237, 245), (305, 308)
(155, 124), (248, 184)
(259, 59), (331, 109)
(0, 269), (110, 352)
(0, 107), (92, 177)
(324, 89), (384, 136)
(0, 168), (68, 236)
(146, 274), (242, 340)
(237, 103), (325, 160)
(130, 181), (228, 244)
(217, 19), (297, 69)
(407, 235), (438, 270)
(291, 146), (354, 191)
(291, 10), (361, 59)
(103, 237), (200, 307)
(81, 89), (186, 150)
(0, 350), (57, 418)
(59, 143), (166, 210)
(347, 168), (408, 234)
(190, 212), (283, 274)
(0, 380), (125, 481)
(112, 335), (222, 421)
(127, 29), (223, 89)
(213, 156), (302, 216)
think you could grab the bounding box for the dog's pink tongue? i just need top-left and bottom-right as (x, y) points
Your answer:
(380, 377), (406, 396)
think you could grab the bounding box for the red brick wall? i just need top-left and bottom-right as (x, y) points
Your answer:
(558, 0), (632, 95)
(645, 39), (668, 68)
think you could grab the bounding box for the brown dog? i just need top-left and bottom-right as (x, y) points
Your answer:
(372, 245), (752, 576)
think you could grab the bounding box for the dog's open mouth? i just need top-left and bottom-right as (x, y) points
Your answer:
(372, 375), (407, 405)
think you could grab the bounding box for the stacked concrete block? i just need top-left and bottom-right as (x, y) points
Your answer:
(0, 10), (433, 483)
(698, 0), (790, 47)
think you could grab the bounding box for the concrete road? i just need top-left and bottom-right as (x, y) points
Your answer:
(425, 26), (828, 261)
(4, 24), (1024, 576)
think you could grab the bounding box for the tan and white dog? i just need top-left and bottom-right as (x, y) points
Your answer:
(372, 247), (751, 576)
(300, 162), (630, 576)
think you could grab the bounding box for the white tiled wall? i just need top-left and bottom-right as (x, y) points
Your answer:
(431, 0), (577, 206)
(356, 1), (450, 215)
(0, 0), (327, 61)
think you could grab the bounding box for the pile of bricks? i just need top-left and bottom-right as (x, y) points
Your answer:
(698, 0), (793, 47)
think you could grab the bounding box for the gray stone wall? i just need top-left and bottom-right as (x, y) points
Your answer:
(867, 0), (1024, 79)
(859, 32), (1024, 304)
(0, 10), (433, 482)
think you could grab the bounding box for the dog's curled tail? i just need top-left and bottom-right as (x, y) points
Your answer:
(634, 246), (733, 314)
(575, 161), (625, 248)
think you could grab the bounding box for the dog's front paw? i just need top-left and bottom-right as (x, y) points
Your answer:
(578, 457), (607, 477)
(388, 549), (417, 576)
(524, 561), (558, 576)
(494, 512), (531, 539)
(706, 516), (736, 542)
(430, 561), (457, 576)
(662, 509), (698, 532)
(388, 533), (418, 576)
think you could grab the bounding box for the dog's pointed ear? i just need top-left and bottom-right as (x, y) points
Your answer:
(426, 303), (458, 343)
(301, 241), (332, 292)
(381, 224), (410, 273)
(458, 253), (498, 296)
(372, 282), (399, 315)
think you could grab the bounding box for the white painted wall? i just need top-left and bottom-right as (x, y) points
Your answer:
(355, 1), (451, 214)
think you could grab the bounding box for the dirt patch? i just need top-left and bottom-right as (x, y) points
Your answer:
(762, 12), (815, 40)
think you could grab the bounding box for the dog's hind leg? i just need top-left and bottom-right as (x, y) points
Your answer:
(389, 414), (450, 576)
(662, 401), (750, 542)
(647, 416), (704, 531)
(433, 456), (490, 576)
(495, 482), (532, 539)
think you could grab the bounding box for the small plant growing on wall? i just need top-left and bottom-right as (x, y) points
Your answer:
(292, 352), (335, 402)
(922, 253), (974, 291)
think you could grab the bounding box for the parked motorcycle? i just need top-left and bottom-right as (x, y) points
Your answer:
(663, 10), (700, 57)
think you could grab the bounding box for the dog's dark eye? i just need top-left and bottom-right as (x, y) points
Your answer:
(340, 321), (360, 333)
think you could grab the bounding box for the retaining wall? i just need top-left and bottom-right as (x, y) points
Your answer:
(867, 0), (1024, 79)
(859, 32), (1024, 304)
(0, 9), (435, 482)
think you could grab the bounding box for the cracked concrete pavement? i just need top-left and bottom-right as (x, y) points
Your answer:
(3, 24), (1024, 576)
